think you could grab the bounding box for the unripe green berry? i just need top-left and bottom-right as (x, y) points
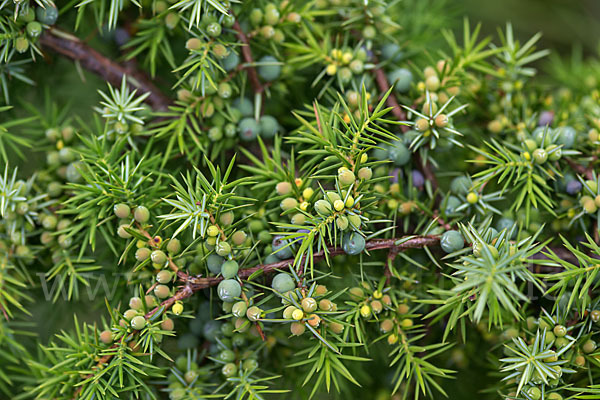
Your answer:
(553, 325), (567, 337)
(260, 25), (275, 39)
(215, 241), (231, 256)
(238, 117), (261, 141)
(218, 349), (235, 363)
(129, 296), (143, 310)
(466, 192), (478, 204)
(15, 36), (29, 53)
(131, 315), (146, 330)
(246, 306), (262, 321)
(135, 247), (151, 261)
(272, 273), (295, 292)
(26, 21), (42, 38)
(134, 206), (150, 223)
(186, 38), (202, 51)
(526, 387), (541, 400)
(315, 199), (332, 216)
(249, 8), (263, 26)
(533, 148), (548, 164)
(360, 304), (372, 318)
(290, 321), (305, 335)
(206, 22), (221, 37)
(583, 339), (596, 353)
(280, 197), (298, 211)
(154, 284), (170, 299)
(151, 250), (167, 265)
(338, 168), (355, 186)
(301, 297), (317, 313)
(222, 362), (237, 377)
(156, 270), (172, 284)
(232, 301), (247, 318)
(258, 56), (281, 81)
(440, 230), (464, 253)
(123, 309), (138, 320)
(330, 322), (344, 334)
(221, 260), (239, 279)
(58, 234), (72, 248)
(114, 203), (130, 219)
(380, 319), (394, 333)
(100, 330), (112, 344)
(166, 238), (181, 254)
(342, 232), (366, 255)
(357, 167), (372, 180)
(36, 5), (59, 25)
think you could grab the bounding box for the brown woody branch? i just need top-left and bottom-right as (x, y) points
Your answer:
(373, 63), (406, 124)
(232, 21), (264, 95)
(39, 27), (171, 111)
(145, 236), (441, 318)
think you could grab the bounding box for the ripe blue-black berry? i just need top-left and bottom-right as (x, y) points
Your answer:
(556, 126), (576, 149)
(538, 111), (554, 126)
(272, 236), (293, 259)
(387, 68), (412, 93)
(342, 232), (366, 255)
(222, 51), (240, 71)
(388, 141), (411, 166)
(381, 43), (403, 62)
(412, 170), (425, 187)
(259, 115), (279, 138)
(238, 117), (261, 141)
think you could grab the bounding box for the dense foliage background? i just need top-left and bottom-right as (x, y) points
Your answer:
(1, 0), (600, 399)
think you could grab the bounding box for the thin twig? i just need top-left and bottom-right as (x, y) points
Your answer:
(39, 27), (171, 111)
(232, 21), (264, 95)
(373, 63), (406, 124)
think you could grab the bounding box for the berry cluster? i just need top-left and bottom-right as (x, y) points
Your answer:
(12, 4), (58, 54)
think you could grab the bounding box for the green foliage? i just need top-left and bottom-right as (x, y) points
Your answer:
(1, 1), (600, 400)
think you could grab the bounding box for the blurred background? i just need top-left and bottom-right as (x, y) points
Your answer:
(462, 0), (600, 54)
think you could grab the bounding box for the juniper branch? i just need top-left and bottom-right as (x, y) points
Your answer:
(39, 27), (171, 111)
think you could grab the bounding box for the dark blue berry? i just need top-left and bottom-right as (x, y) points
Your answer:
(412, 170), (425, 188)
(538, 111), (554, 126)
(272, 236), (293, 259)
(566, 180), (582, 195)
(342, 232), (366, 255)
